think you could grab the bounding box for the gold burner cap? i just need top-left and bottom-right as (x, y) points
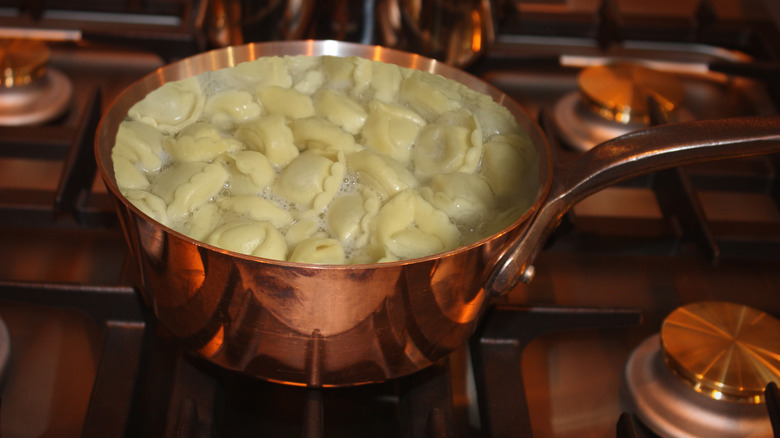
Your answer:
(578, 63), (684, 124)
(661, 301), (780, 404)
(0, 39), (51, 88)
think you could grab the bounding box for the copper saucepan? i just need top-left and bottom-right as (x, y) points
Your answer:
(94, 40), (780, 387)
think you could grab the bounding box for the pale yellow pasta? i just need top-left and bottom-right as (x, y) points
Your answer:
(291, 117), (360, 159)
(326, 188), (381, 248)
(164, 122), (242, 163)
(437, 108), (483, 146)
(419, 172), (496, 230)
(351, 57), (373, 98)
(113, 156), (150, 190)
(272, 151), (345, 210)
(289, 237), (346, 264)
(217, 195), (294, 229)
(413, 123), (473, 177)
(167, 162), (229, 221)
(370, 190), (461, 261)
(227, 56), (292, 89)
(399, 70), (461, 120)
(285, 55), (322, 79)
(364, 60), (403, 103)
(150, 161), (208, 204)
(129, 77), (204, 134)
(206, 220), (287, 260)
(285, 215), (328, 249)
(204, 89), (262, 130)
(113, 120), (164, 172)
(471, 94), (522, 138)
(314, 89), (367, 135)
(257, 86), (315, 120)
(222, 162), (265, 197)
(235, 114), (299, 168)
(228, 150), (275, 191)
(347, 150), (417, 200)
(361, 100), (425, 164)
(294, 69), (325, 95)
(186, 203), (220, 241)
(123, 189), (169, 225)
(322, 56), (357, 86)
(326, 193), (364, 242)
(481, 134), (537, 202)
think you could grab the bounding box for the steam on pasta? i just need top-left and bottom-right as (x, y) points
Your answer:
(113, 54), (538, 264)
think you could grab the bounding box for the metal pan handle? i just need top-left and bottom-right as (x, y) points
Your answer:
(484, 115), (780, 297)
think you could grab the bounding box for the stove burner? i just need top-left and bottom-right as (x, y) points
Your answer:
(0, 39), (72, 126)
(623, 302), (780, 438)
(553, 63), (691, 152)
(662, 301), (780, 404)
(579, 63), (685, 124)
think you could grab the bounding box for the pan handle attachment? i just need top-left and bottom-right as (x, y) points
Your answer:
(484, 115), (780, 297)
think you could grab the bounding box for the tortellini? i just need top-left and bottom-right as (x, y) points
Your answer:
(289, 237), (345, 264)
(113, 120), (164, 172)
(399, 70), (461, 120)
(226, 150), (275, 193)
(314, 89), (367, 135)
(129, 77), (204, 134)
(272, 151), (346, 211)
(225, 56), (292, 89)
(206, 220), (287, 260)
(413, 109), (482, 177)
(150, 161), (209, 204)
(187, 203), (220, 241)
(290, 117), (359, 159)
(113, 54), (538, 264)
(164, 122), (242, 162)
(123, 189), (169, 225)
(371, 190), (461, 261)
(204, 89), (261, 130)
(347, 150), (417, 200)
(326, 188), (381, 248)
(166, 162), (229, 221)
(235, 114), (299, 168)
(112, 121), (165, 190)
(361, 100), (425, 164)
(419, 172), (496, 231)
(362, 59), (403, 103)
(257, 86), (315, 120)
(217, 195), (294, 229)
(113, 157), (150, 190)
(481, 134), (538, 203)
(322, 56), (358, 87)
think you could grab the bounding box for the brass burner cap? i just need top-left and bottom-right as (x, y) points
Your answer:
(0, 39), (51, 88)
(578, 63), (684, 124)
(661, 301), (780, 404)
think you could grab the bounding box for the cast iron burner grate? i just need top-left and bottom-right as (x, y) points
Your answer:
(0, 88), (117, 229)
(0, 279), (145, 437)
(122, 304), (641, 438)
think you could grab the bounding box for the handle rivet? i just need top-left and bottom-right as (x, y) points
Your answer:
(520, 265), (536, 284)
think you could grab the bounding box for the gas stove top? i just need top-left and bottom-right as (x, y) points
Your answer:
(0, 0), (780, 437)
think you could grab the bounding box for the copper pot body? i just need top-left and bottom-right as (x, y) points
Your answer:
(95, 40), (551, 386)
(95, 40), (780, 386)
